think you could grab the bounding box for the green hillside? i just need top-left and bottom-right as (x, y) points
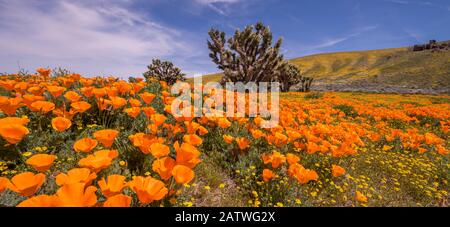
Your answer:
(188, 44), (450, 92)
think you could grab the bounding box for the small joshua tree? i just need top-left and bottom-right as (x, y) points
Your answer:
(143, 59), (186, 85)
(207, 22), (285, 84)
(277, 63), (314, 92)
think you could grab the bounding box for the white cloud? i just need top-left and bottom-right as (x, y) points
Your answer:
(301, 25), (379, 51)
(0, 0), (197, 78)
(194, 0), (243, 16)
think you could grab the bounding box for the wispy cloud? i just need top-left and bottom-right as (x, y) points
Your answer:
(299, 25), (379, 52)
(194, 0), (243, 16)
(0, 0), (198, 77)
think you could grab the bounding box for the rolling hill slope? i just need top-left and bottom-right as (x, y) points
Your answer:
(189, 43), (450, 93)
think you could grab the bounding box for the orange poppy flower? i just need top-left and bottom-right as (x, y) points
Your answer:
(174, 142), (201, 168)
(128, 176), (168, 204)
(171, 165), (195, 184)
(129, 98), (142, 107)
(355, 191), (368, 203)
(217, 117), (231, 129)
(262, 169), (275, 182)
(98, 174), (127, 198)
(93, 87), (107, 98)
(51, 117), (72, 132)
(16, 195), (60, 207)
(124, 107), (141, 118)
(236, 137), (250, 150)
(36, 68), (51, 77)
(97, 98), (112, 111)
(149, 142), (170, 158)
(55, 168), (97, 186)
(0, 117), (29, 126)
(142, 107), (156, 117)
(223, 134), (234, 144)
(152, 157), (176, 180)
(31, 100), (55, 113)
(71, 101), (91, 113)
(262, 151), (286, 168)
(0, 123), (29, 144)
(140, 92), (156, 105)
(55, 183), (97, 207)
(73, 138), (98, 153)
(1, 96), (24, 116)
(47, 86), (66, 97)
(80, 86), (94, 97)
(288, 163), (318, 184)
(198, 126), (208, 136)
(110, 96), (127, 109)
(0, 177), (10, 193)
(78, 149), (119, 173)
(331, 164), (346, 177)
(286, 153), (300, 165)
(26, 154), (56, 172)
(250, 129), (264, 139)
(23, 94), (45, 108)
(64, 91), (82, 102)
(183, 134), (203, 146)
(93, 129), (119, 147)
(151, 114), (167, 126)
(103, 194), (132, 207)
(7, 172), (45, 197)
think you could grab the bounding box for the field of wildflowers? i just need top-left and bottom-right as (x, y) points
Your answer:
(0, 69), (448, 207)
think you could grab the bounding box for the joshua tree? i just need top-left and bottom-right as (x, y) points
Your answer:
(277, 63), (314, 92)
(143, 59), (186, 85)
(207, 22), (285, 84)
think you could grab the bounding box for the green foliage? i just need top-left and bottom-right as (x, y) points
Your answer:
(207, 22), (285, 84)
(143, 59), (186, 85)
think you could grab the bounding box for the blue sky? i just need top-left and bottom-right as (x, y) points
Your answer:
(0, 0), (449, 78)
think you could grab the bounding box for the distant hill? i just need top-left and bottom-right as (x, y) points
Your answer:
(188, 41), (450, 93)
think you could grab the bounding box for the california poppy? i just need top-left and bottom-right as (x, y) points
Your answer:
(51, 117), (72, 132)
(223, 134), (234, 144)
(286, 153), (300, 165)
(71, 101), (91, 113)
(262, 151), (286, 169)
(16, 195), (60, 207)
(174, 142), (201, 168)
(110, 96), (127, 109)
(140, 92), (156, 105)
(124, 107), (141, 118)
(31, 100), (55, 113)
(47, 86), (66, 97)
(64, 91), (82, 102)
(7, 172), (45, 197)
(55, 168), (97, 186)
(93, 129), (119, 148)
(152, 157), (176, 180)
(149, 142), (170, 158)
(128, 98), (142, 107)
(98, 174), (127, 198)
(0, 123), (29, 144)
(0, 177), (10, 193)
(73, 138), (98, 153)
(55, 183), (97, 207)
(103, 194), (132, 207)
(26, 154), (56, 172)
(262, 169), (275, 182)
(331, 164), (346, 177)
(183, 134), (203, 146)
(78, 149), (119, 172)
(236, 137), (250, 150)
(128, 176), (168, 204)
(217, 117), (231, 129)
(171, 165), (195, 184)
(0, 117), (29, 126)
(355, 191), (368, 203)
(151, 114), (167, 126)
